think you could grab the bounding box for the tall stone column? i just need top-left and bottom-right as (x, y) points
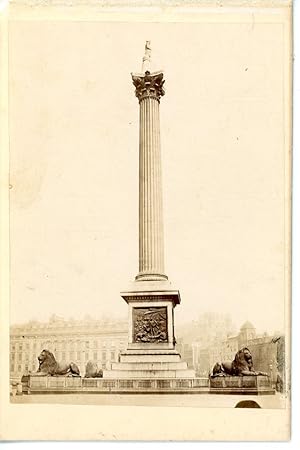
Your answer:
(132, 71), (167, 281)
(103, 42), (195, 379)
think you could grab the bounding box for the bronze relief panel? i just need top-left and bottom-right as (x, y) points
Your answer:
(132, 307), (168, 343)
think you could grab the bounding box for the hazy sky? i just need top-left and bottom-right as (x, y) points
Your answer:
(9, 15), (289, 334)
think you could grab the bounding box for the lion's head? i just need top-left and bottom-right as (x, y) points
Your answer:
(242, 347), (252, 363)
(37, 349), (57, 375)
(233, 347), (253, 374)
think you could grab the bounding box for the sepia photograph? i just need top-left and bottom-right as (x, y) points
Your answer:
(0, 0), (293, 442)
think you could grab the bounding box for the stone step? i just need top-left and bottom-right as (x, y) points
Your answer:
(111, 361), (188, 371)
(122, 349), (180, 354)
(120, 354), (181, 363)
(103, 369), (196, 379)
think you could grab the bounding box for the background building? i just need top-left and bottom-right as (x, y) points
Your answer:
(191, 344), (210, 377)
(177, 312), (236, 376)
(192, 320), (285, 390)
(10, 314), (128, 381)
(177, 312), (236, 347)
(176, 339), (194, 369)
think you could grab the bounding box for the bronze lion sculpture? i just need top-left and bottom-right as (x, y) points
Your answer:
(34, 349), (80, 377)
(211, 347), (268, 377)
(84, 361), (103, 378)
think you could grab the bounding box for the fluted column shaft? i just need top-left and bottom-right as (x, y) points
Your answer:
(132, 71), (167, 281)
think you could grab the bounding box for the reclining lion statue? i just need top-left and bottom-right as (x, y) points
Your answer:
(84, 361), (103, 378)
(211, 347), (268, 377)
(34, 349), (80, 377)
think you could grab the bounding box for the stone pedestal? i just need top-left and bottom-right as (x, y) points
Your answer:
(122, 280), (179, 350)
(209, 375), (275, 395)
(103, 280), (195, 379)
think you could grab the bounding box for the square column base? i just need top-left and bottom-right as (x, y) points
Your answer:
(121, 281), (180, 350)
(102, 281), (195, 379)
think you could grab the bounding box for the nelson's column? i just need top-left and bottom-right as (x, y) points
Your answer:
(103, 42), (194, 379)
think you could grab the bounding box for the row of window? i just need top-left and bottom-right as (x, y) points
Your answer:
(11, 340), (126, 351)
(11, 353), (35, 361)
(10, 350), (119, 371)
(54, 351), (117, 361)
(10, 363), (36, 373)
(11, 351), (117, 362)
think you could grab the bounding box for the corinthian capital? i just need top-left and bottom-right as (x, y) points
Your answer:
(131, 71), (165, 103)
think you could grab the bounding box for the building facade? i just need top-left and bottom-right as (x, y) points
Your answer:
(10, 315), (128, 381)
(176, 312), (236, 376)
(177, 312), (236, 347)
(191, 344), (210, 377)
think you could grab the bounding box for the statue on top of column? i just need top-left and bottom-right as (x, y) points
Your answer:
(132, 41), (165, 103)
(142, 40), (151, 73)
